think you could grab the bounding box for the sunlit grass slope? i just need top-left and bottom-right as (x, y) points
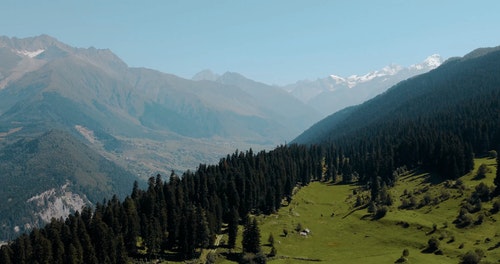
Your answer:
(212, 157), (499, 264)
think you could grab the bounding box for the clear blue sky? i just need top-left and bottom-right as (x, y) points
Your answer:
(2, 0), (500, 85)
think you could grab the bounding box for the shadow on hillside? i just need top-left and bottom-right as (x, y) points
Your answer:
(220, 251), (241, 262)
(419, 171), (448, 185)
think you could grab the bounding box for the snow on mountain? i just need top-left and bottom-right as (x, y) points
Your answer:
(15, 49), (45, 58)
(410, 54), (442, 70)
(284, 55), (444, 116)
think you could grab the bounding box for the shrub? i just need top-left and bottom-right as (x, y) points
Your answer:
(426, 237), (440, 253)
(240, 252), (267, 264)
(454, 208), (473, 228)
(267, 233), (274, 246)
(473, 182), (491, 202)
(394, 256), (407, 263)
(439, 190), (451, 201)
(206, 252), (218, 264)
(374, 206), (388, 219)
(491, 199), (500, 214)
(268, 246), (277, 257)
(461, 249), (483, 264)
(355, 195), (365, 207)
(474, 214), (484, 225)
(420, 193), (432, 207)
(475, 164), (489, 179)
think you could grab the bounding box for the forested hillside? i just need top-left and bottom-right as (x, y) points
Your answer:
(0, 144), (340, 263)
(0, 130), (139, 240)
(294, 47), (500, 185)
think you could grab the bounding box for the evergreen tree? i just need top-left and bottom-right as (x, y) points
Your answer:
(242, 217), (261, 254)
(0, 245), (13, 264)
(495, 150), (500, 196)
(227, 207), (239, 249)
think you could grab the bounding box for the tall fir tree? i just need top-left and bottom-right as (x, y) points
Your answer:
(495, 149), (500, 196)
(242, 217), (261, 254)
(227, 207), (239, 249)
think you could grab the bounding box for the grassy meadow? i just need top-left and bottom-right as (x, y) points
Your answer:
(205, 157), (499, 264)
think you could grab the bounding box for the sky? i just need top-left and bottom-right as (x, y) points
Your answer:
(2, 0), (500, 85)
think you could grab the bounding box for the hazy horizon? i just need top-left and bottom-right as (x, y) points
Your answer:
(2, 0), (500, 85)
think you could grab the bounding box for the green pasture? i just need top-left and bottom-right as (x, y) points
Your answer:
(214, 157), (499, 263)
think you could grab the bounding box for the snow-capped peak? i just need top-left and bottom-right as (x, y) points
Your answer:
(329, 74), (346, 83)
(423, 54), (442, 68)
(15, 49), (45, 58)
(410, 54), (443, 70)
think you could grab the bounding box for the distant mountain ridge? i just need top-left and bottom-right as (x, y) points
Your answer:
(0, 35), (323, 240)
(282, 54), (444, 116)
(293, 46), (500, 146)
(0, 35), (320, 171)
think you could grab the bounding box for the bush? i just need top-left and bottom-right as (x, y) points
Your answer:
(472, 182), (492, 202)
(461, 249), (483, 264)
(491, 199), (500, 214)
(268, 246), (277, 257)
(206, 252), (218, 264)
(426, 237), (440, 253)
(394, 256), (407, 263)
(474, 213), (484, 225)
(475, 164), (489, 179)
(420, 193), (433, 207)
(374, 206), (388, 219)
(240, 252), (267, 264)
(267, 233), (274, 246)
(488, 150), (497, 159)
(454, 208), (473, 228)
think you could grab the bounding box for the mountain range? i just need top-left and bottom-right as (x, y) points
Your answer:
(294, 46), (500, 147)
(0, 35), (321, 239)
(283, 54), (443, 116)
(192, 55), (443, 118)
(0, 34), (479, 242)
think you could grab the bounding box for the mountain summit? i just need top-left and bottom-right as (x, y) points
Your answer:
(283, 55), (444, 116)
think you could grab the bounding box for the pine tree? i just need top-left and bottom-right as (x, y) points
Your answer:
(242, 217), (261, 254)
(227, 207), (239, 248)
(495, 150), (500, 196)
(0, 245), (13, 264)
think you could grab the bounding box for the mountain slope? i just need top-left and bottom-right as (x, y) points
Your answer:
(0, 35), (320, 176)
(294, 47), (500, 146)
(0, 130), (138, 240)
(291, 45), (500, 190)
(214, 71), (321, 137)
